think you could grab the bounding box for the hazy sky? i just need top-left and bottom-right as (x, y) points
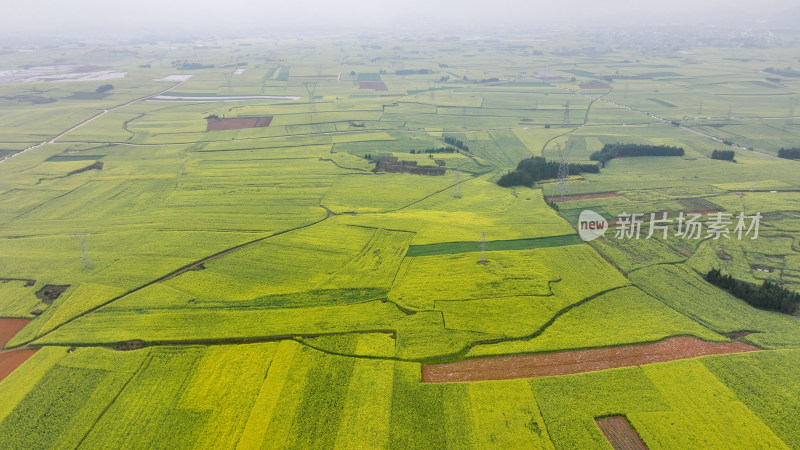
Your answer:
(3, 0), (799, 37)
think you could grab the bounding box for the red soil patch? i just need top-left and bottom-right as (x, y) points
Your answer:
(206, 116), (273, 131)
(0, 318), (36, 382)
(596, 416), (648, 450)
(0, 318), (31, 348)
(421, 336), (760, 383)
(546, 192), (621, 202)
(358, 81), (388, 91)
(0, 349), (38, 383)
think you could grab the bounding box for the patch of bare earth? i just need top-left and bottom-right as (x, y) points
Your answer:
(421, 336), (760, 383)
(36, 285), (69, 304)
(206, 116), (273, 131)
(0, 350), (38, 382)
(596, 415), (648, 450)
(0, 318), (31, 348)
(0, 318), (36, 382)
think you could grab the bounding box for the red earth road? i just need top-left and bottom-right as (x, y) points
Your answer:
(421, 336), (760, 383)
(596, 415), (649, 450)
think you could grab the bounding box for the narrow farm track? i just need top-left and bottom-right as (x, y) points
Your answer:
(539, 92), (603, 156)
(0, 79), (188, 163)
(15, 209), (333, 347)
(547, 81), (779, 158)
(421, 336), (761, 383)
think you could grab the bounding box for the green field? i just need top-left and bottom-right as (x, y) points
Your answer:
(1, 29), (799, 448)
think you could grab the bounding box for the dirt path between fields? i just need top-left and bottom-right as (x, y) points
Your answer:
(17, 209), (332, 347)
(421, 336), (760, 383)
(0, 79), (188, 163)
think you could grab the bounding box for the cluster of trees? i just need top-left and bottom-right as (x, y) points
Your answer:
(443, 135), (469, 151)
(778, 148), (800, 159)
(497, 156), (599, 188)
(172, 61), (214, 70)
(706, 269), (799, 315)
(396, 69), (433, 75)
(764, 67), (800, 78)
(590, 143), (684, 166)
(364, 154), (373, 160)
(410, 147), (457, 154)
(711, 149), (736, 161)
(95, 84), (114, 93)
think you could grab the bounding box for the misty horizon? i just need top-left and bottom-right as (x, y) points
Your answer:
(2, 0), (800, 41)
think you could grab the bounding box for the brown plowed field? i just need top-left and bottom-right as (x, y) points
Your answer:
(0, 318), (36, 382)
(359, 81), (388, 91)
(0, 318), (30, 348)
(206, 116), (273, 131)
(0, 349), (38, 383)
(596, 415), (648, 450)
(421, 336), (760, 383)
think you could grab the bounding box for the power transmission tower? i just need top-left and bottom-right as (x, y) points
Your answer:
(72, 232), (93, 269)
(698, 101), (703, 116)
(462, 107), (467, 130)
(562, 101), (570, 124)
(180, 152), (187, 176)
(750, 182), (756, 193)
(478, 231), (488, 265)
(453, 171), (462, 198)
(727, 106), (733, 120)
(224, 71), (233, 89)
(788, 98), (798, 124)
(556, 141), (573, 201)
(303, 81), (318, 122)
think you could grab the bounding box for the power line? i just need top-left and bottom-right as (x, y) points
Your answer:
(453, 170), (462, 199)
(556, 141), (573, 202)
(303, 81), (318, 122)
(788, 98), (798, 125)
(478, 231), (488, 265)
(72, 232), (93, 270)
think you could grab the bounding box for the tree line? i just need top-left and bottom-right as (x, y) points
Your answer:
(711, 149), (735, 161)
(706, 269), (799, 315)
(590, 143), (684, 166)
(443, 135), (470, 151)
(410, 147), (457, 154)
(396, 69), (434, 75)
(497, 156), (599, 188)
(778, 148), (800, 159)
